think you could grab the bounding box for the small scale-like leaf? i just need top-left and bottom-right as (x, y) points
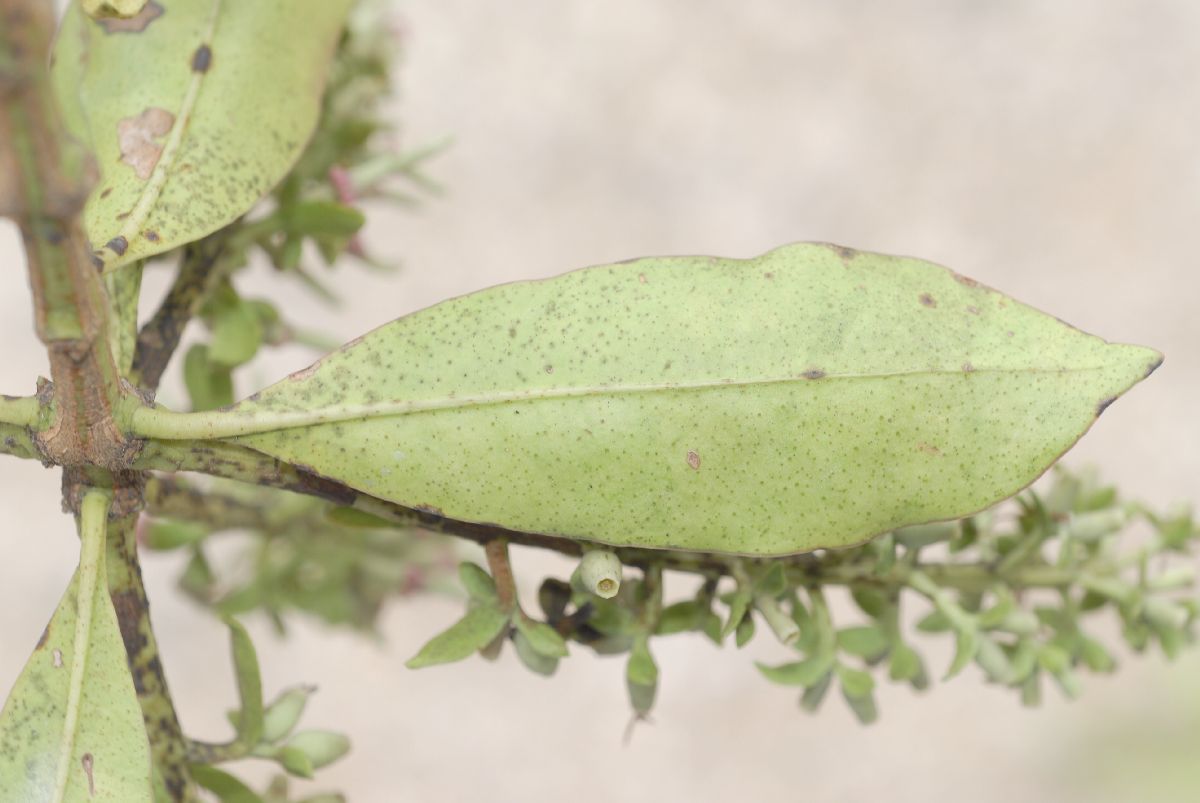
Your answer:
(513, 631), (559, 677)
(261, 687), (314, 745)
(626, 640), (659, 688)
(799, 671), (833, 712)
(945, 627), (982, 680)
(974, 637), (1014, 683)
(836, 625), (890, 660)
(183, 344), (233, 412)
(656, 601), (702, 636)
(916, 610), (953, 633)
(158, 243), (1160, 556)
(734, 613), (756, 648)
(893, 522), (958, 549)
(887, 642), (923, 683)
(835, 664), (878, 725)
(850, 588), (888, 620)
(145, 519), (208, 550)
(834, 663), (875, 698)
(406, 605), (510, 669)
(457, 562), (498, 603)
(276, 746), (314, 779)
(1020, 672), (1043, 707)
(721, 588), (752, 639)
(51, 0), (354, 270)
(284, 731), (350, 771)
(1079, 637), (1117, 673)
(189, 765), (264, 803)
(285, 200), (366, 237)
(625, 638), (658, 716)
(756, 655), (835, 688)
(513, 615), (568, 658)
(755, 563), (788, 597)
(224, 617), (265, 749)
(209, 297), (264, 368)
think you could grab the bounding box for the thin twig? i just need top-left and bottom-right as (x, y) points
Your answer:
(130, 233), (230, 392)
(104, 511), (198, 802)
(485, 539), (516, 611)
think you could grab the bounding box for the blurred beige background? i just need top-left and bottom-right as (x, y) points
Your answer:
(2, 1), (1199, 801)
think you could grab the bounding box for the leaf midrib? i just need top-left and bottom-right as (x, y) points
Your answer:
(132, 363), (1124, 441)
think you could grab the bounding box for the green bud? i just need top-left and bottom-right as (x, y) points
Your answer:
(277, 745), (315, 779)
(262, 686), (315, 744)
(1065, 508), (1128, 542)
(1143, 596), (1188, 631)
(286, 730), (352, 771)
(579, 550), (622, 599)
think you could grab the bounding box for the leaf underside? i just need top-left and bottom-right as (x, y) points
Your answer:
(0, 574), (152, 801)
(51, 0), (353, 270)
(230, 243), (1160, 556)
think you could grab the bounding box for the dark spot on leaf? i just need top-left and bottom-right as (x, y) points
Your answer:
(826, 243), (858, 262)
(105, 235), (128, 255)
(1096, 396), (1118, 416)
(96, 1), (164, 33)
(917, 442), (942, 456)
(919, 293), (937, 308)
(191, 44), (212, 73)
(637, 273), (647, 284)
(686, 450), (701, 470)
(288, 363), (321, 382)
(144, 230), (159, 242)
(952, 272), (980, 287)
(99, 187), (112, 199)
(81, 753), (95, 796)
(544, 364), (554, 374)
(90, 254), (104, 270)
(415, 503), (445, 518)
(36, 623), (50, 649)
(1144, 355), (1164, 378)
(962, 362), (974, 372)
(763, 272), (774, 279)
(802, 369), (825, 380)
(966, 305), (980, 315)
(290, 465), (358, 506)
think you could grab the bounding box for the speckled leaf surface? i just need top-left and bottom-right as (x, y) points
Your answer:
(51, 0), (352, 270)
(0, 501), (152, 801)
(227, 243), (1160, 556)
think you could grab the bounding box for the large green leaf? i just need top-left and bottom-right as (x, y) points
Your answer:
(51, 0), (352, 271)
(0, 493), (152, 802)
(135, 243), (1160, 555)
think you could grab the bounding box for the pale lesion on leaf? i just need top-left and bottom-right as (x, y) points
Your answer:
(92, 1), (163, 34)
(117, 106), (174, 180)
